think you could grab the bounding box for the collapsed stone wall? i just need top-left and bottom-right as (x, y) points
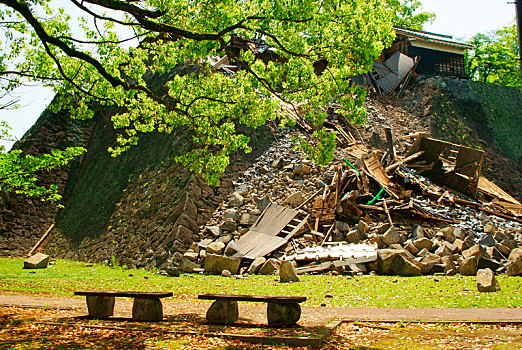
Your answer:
(0, 98), (274, 269)
(40, 114), (274, 269)
(0, 106), (94, 257)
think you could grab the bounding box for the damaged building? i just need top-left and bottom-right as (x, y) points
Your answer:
(383, 26), (473, 79)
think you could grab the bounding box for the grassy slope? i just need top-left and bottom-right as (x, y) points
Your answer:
(1, 258), (521, 308)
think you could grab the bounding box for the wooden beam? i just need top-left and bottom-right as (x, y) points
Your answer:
(27, 223), (55, 256)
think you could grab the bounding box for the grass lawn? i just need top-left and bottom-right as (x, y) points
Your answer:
(1, 257), (521, 308)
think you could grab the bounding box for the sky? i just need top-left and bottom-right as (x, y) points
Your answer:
(0, 0), (518, 151)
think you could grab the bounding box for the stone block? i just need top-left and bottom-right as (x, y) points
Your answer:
(463, 244), (490, 260)
(267, 302), (301, 326)
(477, 268), (500, 293)
(24, 253), (49, 269)
(86, 295), (115, 319)
(206, 300), (238, 324)
(392, 255), (422, 276)
(258, 259), (279, 275)
(204, 254), (241, 275)
(247, 257), (266, 275)
(132, 298), (163, 321)
(206, 242), (226, 255)
(459, 256), (478, 276)
(383, 227), (400, 246)
(413, 237), (433, 251)
(228, 192), (244, 207)
(439, 226), (455, 243)
(279, 260), (299, 283)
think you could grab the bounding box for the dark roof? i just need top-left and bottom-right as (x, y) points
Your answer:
(393, 26), (473, 50)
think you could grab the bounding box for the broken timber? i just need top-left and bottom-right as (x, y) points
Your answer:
(236, 203), (309, 259)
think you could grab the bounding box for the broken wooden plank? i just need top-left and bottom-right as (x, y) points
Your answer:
(385, 127), (395, 163)
(236, 203), (300, 259)
(478, 176), (521, 205)
(385, 151), (425, 173)
(383, 200), (394, 227)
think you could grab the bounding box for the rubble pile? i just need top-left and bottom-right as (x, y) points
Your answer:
(170, 75), (521, 279)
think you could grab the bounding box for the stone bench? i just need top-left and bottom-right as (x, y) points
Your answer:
(198, 294), (306, 326)
(74, 290), (173, 321)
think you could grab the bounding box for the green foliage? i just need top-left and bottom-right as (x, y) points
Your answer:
(386, 0), (435, 29)
(1, 258), (522, 308)
(0, 0), (401, 185)
(467, 23), (522, 88)
(1, 117), (85, 202)
(0, 146), (85, 202)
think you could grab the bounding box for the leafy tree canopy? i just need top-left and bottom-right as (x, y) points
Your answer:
(0, 120), (85, 202)
(467, 23), (522, 88)
(386, 0), (434, 30)
(0, 0), (429, 195)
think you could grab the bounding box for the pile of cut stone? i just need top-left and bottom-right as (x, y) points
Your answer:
(176, 129), (522, 279)
(366, 222), (522, 277)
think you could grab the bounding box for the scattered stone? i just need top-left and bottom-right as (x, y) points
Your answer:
(377, 223), (391, 235)
(204, 254), (241, 275)
(228, 192), (244, 207)
(335, 221), (351, 232)
(383, 227), (400, 246)
(462, 244), (490, 260)
(405, 242), (420, 255)
(235, 184), (249, 196)
(24, 253), (49, 269)
(224, 240), (241, 257)
(247, 257), (266, 275)
(413, 225), (428, 238)
(279, 260), (299, 283)
(181, 259), (201, 273)
(476, 268), (500, 292)
(506, 248), (522, 276)
(393, 255), (422, 276)
(453, 227), (467, 240)
(240, 213), (258, 225)
(258, 259), (279, 275)
(376, 249), (403, 274)
(216, 235), (233, 245)
(479, 235), (497, 247)
(356, 221), (369, 237)
(459, 256), (478, 276)
(345, 230), (361, 244)
(221, 269), (232, 277)
(477, 257), (501, 271)
(484, 223), (497, 234)
(223, 208), (240, 221)
(183, 251), (198, 262)
(293, 163), (310, 176)
(439, 227), (455, 243)
(256, 196), (271, 211)
(413, 237), (433, 251)
(220, 219), (238, 232)
(272, 157), (284, 169)
(206, 242), (226, 255)
(283, 191), (303, 206)
(198, 237), (214, 248)
(446, 269), (457, 276)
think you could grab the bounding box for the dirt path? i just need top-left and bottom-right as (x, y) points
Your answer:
(1, 294), (521, 325)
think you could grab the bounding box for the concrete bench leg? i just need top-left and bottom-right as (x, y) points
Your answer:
(267, 302), (301, 326)
(132, 298), (163, 321)
(206, 300), (238, 324)
(86, 295), (115, 319)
